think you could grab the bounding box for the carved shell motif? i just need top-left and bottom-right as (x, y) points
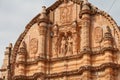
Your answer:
(94, 27), (103, 43)
(29, 38), (38, 54)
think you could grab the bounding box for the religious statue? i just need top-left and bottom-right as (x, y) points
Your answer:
(66, 36), (73, 55)
(60, 37), (67, 56)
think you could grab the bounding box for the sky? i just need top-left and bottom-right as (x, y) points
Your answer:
(0, 0), (120, 67)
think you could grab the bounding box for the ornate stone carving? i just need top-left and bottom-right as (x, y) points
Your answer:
(29, 38), (38, 55)
(60, 5), (72, 24)
(66, 36), (73, 56)
(52, 37), (58, 57)
(60, 36), (67, 56)
(94, 27), (103, 43)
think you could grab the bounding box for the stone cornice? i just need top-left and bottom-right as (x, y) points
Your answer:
(13, 72), (45, 80)
(46, 63), (120, 78)
(15, 48), (118, 66)
(13, 62), (120, 80)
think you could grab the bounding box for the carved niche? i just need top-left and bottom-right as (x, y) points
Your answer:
(60, 4), (73, 24)
(94, 27), (103, 43)
(58, 32), (73, 57)
(29, 38), (38, 55)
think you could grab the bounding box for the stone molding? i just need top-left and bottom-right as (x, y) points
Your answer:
(13, 62), (120, 80)
(11, 0), (120, 79)
(15, 47), (118, 65)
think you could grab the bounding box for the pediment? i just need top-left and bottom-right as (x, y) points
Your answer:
(46, 0), (83, 13)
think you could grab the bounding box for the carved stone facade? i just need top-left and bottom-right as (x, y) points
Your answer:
(1, 0), (120, 80)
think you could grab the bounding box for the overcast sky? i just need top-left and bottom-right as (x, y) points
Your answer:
(0, 0), (120, 67)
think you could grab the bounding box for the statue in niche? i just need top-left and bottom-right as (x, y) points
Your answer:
(66, 36), (73, 55)
(60, 36), (67, 56)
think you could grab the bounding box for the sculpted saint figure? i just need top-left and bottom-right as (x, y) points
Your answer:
(60, 37), (67, 55)
(67, 36), (73, 55)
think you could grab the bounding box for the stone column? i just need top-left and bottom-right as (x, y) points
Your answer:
(102, 26), (115, 80)
(80, 1), (91, 52)
(37, 6), (48, 78)
(52, 24), (58, 58)
(38, 6), (48, 58)
(80, 1), (91, 79)
(16, 44), (26, 76)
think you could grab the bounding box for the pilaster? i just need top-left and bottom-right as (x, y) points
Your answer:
(80, 0), (91, 79)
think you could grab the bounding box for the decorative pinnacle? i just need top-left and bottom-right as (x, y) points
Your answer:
(41, 6), (47, 14)
(83, 0), (88, 4)
(9, 43), (12, 48)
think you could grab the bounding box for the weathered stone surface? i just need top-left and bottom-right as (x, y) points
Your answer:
(1, 0), (120, 80)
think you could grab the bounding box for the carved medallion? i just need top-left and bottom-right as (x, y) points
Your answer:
(94, 27), (103, 43)
(29, 38), (38, 54)
(60, 5), (72, 24)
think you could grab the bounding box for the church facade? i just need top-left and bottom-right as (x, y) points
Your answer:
(1, 0), (120, 80)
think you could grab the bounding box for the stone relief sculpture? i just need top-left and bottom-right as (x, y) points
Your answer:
(66, 36), (73, 55)
(60, 36), (67, 56)
(60, 5), (72, 24)
(29, 38), (38, 58)
(94, 27), (103, 43)
(59, 32), (74, 57)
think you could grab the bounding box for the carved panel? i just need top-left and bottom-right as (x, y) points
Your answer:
(58, 32), (73, 57)
(29, 38), (38, 54)
(60, 5), (73, 24)
(94, 27), (103, 43)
